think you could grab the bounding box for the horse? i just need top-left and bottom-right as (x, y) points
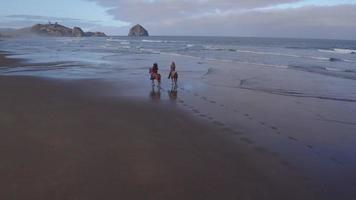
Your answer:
(168, 62), (178, 87)
(149, 63), (161, 87)
(168, 70), (178, 87)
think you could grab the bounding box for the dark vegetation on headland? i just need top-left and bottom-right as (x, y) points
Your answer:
(0, 23), (107, 37)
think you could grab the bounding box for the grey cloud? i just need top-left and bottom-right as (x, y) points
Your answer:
(147, 5), (356, 39)
(85, 0), (356, 39)
(87, 0), (301, 22)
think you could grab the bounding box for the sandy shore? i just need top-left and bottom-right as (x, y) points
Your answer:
(0, 54), (320, 199)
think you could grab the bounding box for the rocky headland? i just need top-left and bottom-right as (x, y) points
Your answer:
(30, 23), (107, 37)
(0, 23), (106, 37)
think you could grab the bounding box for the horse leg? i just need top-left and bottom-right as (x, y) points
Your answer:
(174, 77), (178, 87)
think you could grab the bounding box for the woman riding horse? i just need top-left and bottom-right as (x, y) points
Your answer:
(149, 63), (161, 86)
(168, 62), (178, 87)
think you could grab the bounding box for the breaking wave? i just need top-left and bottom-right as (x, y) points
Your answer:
(318, 48), (356, 54)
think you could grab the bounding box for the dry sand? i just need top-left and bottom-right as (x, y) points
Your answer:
(0, 54), (319, 199)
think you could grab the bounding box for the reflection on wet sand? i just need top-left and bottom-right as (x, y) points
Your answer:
(150, 86), (161, 100)
(149, 85), (178, 101)
(168, 85), (178, 101)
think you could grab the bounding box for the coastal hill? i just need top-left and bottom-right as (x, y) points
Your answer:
(30, 23), (107, 37)
(0, 23), (107, 37)
(128, 24), (149, 37)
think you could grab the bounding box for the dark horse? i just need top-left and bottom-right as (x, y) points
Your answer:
(149, 63), (161, 86)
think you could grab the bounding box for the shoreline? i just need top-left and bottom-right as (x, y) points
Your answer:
(0, 53), (319, 199)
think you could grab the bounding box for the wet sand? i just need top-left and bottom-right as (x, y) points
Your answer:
(0, 55), (319, 199)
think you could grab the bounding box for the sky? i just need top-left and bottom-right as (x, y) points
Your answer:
(0, 0), (356, 39)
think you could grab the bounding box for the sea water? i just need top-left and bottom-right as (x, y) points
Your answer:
(1, 36), (356, 101)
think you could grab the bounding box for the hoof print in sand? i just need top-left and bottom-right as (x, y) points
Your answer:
(240, 137), (255, 144)
(222, 127), (232, 132)
(330, 157), (344, 165)
(199, 114), (207, 118)
(288, 136), (298, 141)
(233, 131), (244, 135)
(254, 146), (268, 154)
(280, 160), (291, 167)
(200, 97), (208, 101)
(213, 120), (225, 126)
(191, 109), (200, 114)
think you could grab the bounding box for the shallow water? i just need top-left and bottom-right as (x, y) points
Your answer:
(1, 36), (356, 100)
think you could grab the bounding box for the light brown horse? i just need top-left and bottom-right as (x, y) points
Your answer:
(168, 62), (178, 87)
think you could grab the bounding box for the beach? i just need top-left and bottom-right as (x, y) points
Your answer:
(1, 36), (356, 199)
(0, 53), (317, 200)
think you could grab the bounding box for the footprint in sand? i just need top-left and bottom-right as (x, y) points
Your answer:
(288, 136), (298, 141)
(280, 160), (291, 167)
(222, 127), (232, 132)
(254, 146), (268, 154)
(240, 137), (255, 144)
(199, 114), (207, 118)
(200, 97), (208, 101)
(270, 152), (280, 158)
(192, 109), (200, 114)
(213, 120), (225, 126)
(233, 131), (244, 135)
(330, 157), (344, 165)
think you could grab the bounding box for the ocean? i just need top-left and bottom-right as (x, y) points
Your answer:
(1, 36), (356, 101)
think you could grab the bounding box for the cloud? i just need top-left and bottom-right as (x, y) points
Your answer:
(87, 0), (301, 22)
(152, 5), (356, 39)
(83, 0), (356, 39)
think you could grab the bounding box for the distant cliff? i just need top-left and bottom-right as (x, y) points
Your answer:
(28, 23), (107, 37)
(128, 24), (149, 37)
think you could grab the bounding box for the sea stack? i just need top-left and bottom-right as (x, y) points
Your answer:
(128, 24), (149, 37)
